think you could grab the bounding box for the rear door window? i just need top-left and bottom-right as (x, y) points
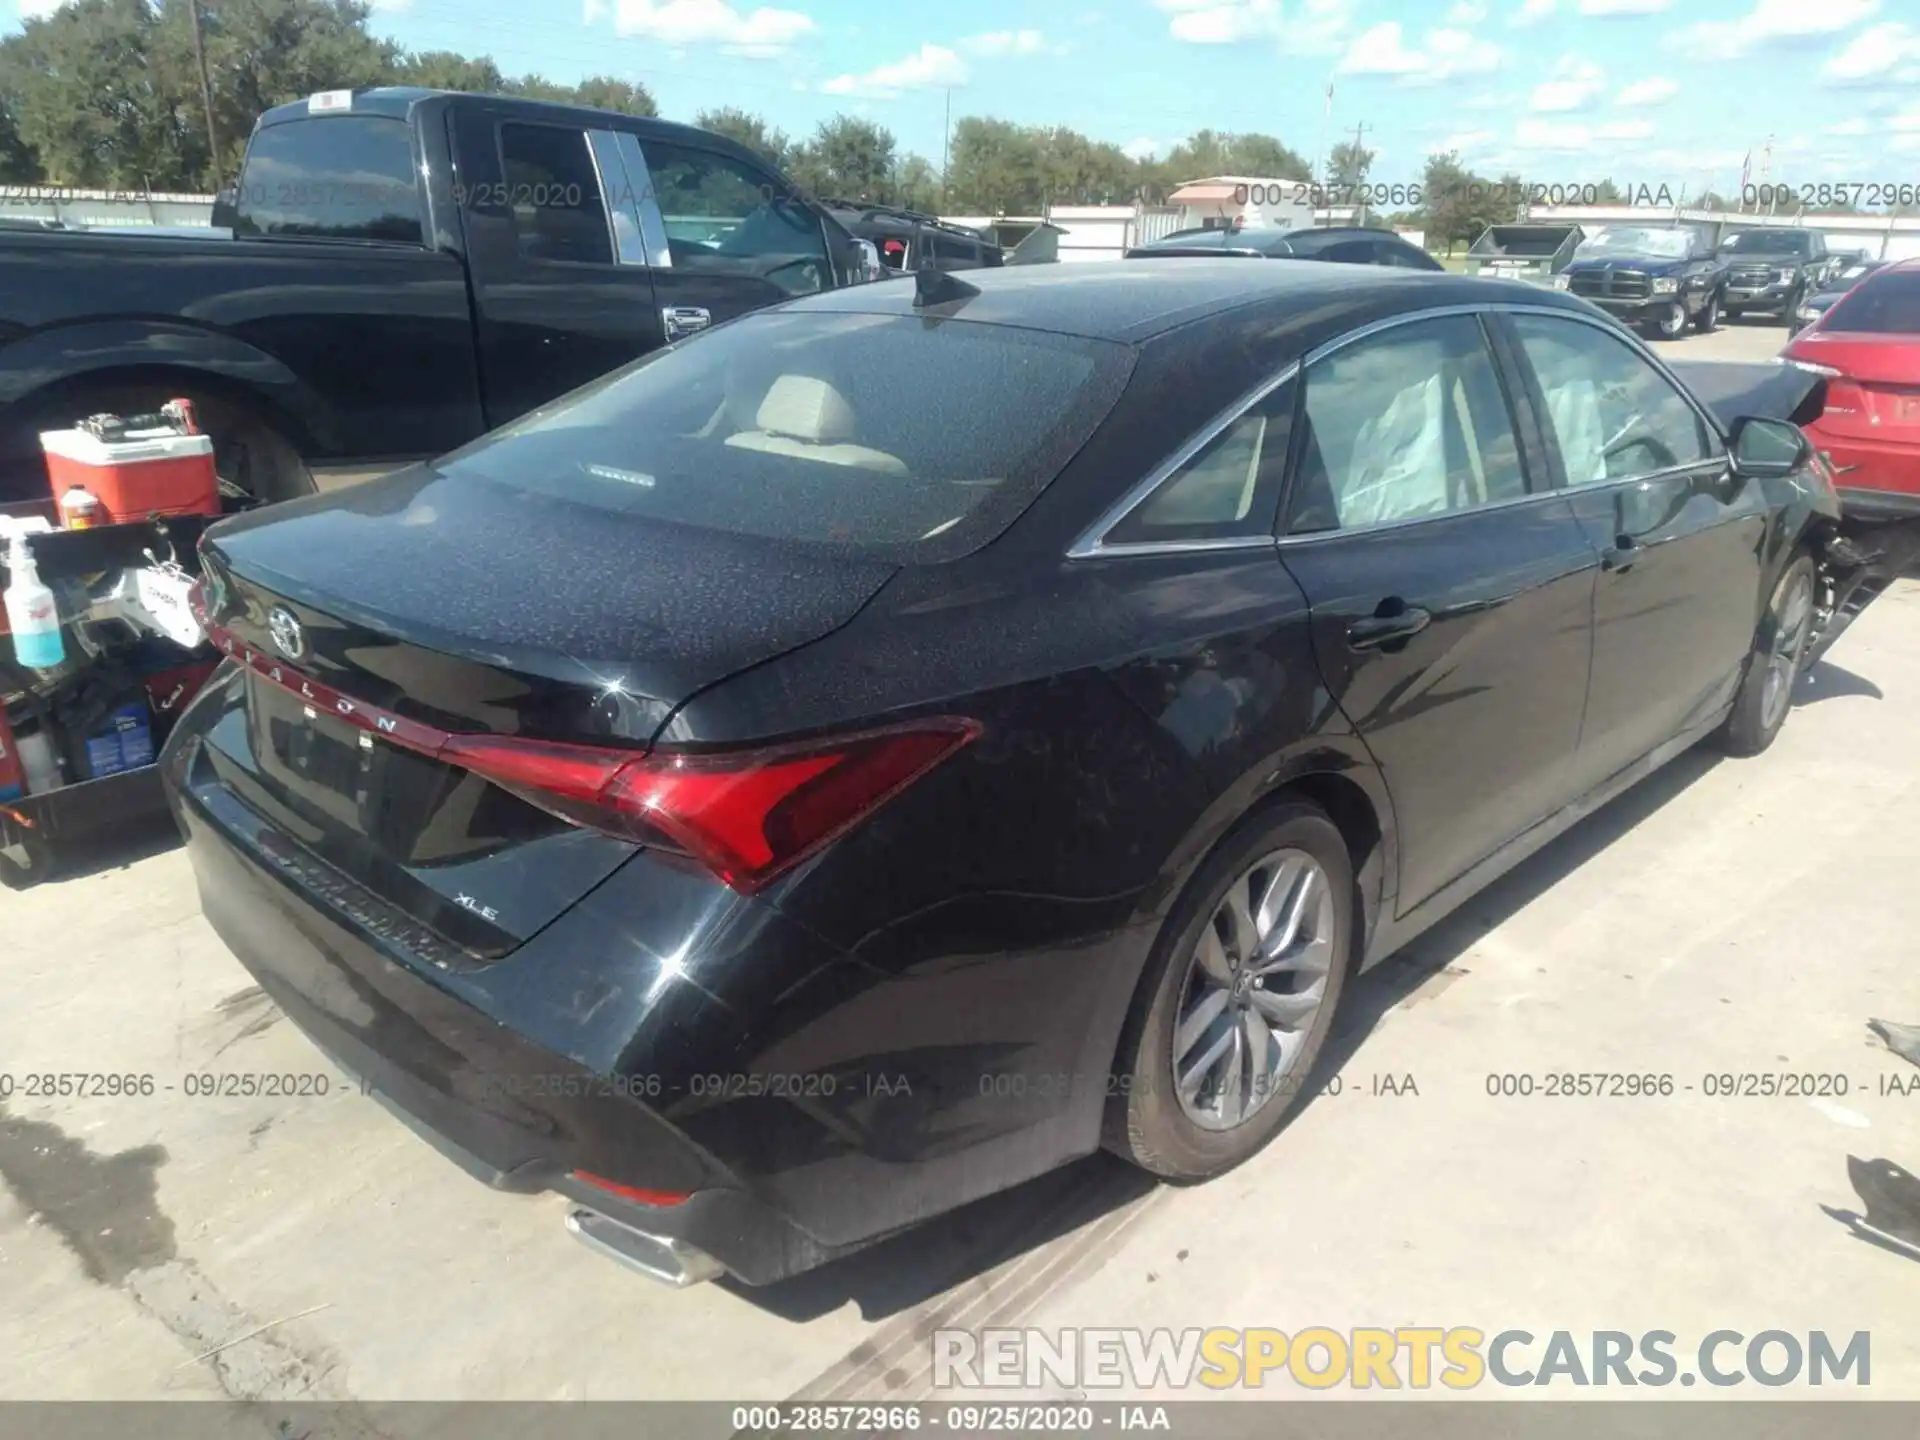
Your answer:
(236, 117), (423, 243)
(498, 122), (613, 265)
(434, 311), (1135, 562)
(1826, 272), (1920, 333)
(1288, 315), (1529, 532)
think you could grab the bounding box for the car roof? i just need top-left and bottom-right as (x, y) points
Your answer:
(780, 259), (1593, 343)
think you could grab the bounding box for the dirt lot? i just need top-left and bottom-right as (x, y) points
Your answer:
(7, 318), (1918, 1408)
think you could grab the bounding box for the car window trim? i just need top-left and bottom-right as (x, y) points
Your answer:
(616, 131), (676, 268)
(1066, 363), (1302, 559)
(586, 129), (647, 267)
(1068, 299), (1732, 560)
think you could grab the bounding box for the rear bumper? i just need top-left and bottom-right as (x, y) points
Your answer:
(167, 771), (845, 1285)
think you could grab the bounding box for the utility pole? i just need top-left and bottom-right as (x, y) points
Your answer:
(940, 88), (951, 212)
(188, 0), (222, 189)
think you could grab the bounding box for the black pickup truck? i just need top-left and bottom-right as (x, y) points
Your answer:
(1716, 227), (1837, 323)
(0, 87), (874, 506)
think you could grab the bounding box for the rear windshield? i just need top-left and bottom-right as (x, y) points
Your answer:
(1720, 231), (1811, 255)
(434, 310), (1135, 561)
(236, 116), (423, 244)
(1824, 271), (1920, 333)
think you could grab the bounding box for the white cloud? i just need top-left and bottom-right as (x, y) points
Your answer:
(1338, 21), (1426, 73)
(1337, 18), (1500, 79)
(1123, 137), (1166, 161)
(1446, 1), (1489, 20)
(1678, 0), (1881, 58)
(1514, 119), (1593, 150)
(1614, 76), (1678, 105)
(18, 0), (71, 16)
(820, 42), (967, 96)
(1511, 0), (1555, 24)
(1822, 21), (1920, 81)
(1529, 56), (1606, 110)
(1156, 0), (1355, 53)
(607, 0), (816, 55)
(960, 29), (1051, 57)
(1578, 0), (1669, 13)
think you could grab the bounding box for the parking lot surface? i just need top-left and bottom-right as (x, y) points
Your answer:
(8, 319), (1918, 1405)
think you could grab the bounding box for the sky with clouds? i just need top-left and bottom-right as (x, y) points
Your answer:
(9, 0), (1920, 193)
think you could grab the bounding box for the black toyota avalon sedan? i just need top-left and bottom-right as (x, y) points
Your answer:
(164, 259), (1856, 1288)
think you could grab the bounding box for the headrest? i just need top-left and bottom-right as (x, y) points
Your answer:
(755, 375), (856, 444)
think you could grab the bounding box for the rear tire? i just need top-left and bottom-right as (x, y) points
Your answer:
(0, 829), (56, 890)
(1103, 799), (1354, 1181)
(1717, 555), (1817, 758)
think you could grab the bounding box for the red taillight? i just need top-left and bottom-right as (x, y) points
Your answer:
(571, 1171), (689, 1207)
(451, 719), (981, 893)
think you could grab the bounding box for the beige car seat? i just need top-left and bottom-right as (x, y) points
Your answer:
(724, 375), (908, 475)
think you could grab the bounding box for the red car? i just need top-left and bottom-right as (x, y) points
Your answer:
(1782, 258), (1920, 523)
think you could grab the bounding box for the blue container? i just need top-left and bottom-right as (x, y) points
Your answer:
(82, 701), (155, 778)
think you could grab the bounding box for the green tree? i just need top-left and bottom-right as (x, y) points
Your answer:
(568, 76), (657, 118)
(788, 115), (897, 203)
(1422, 150), (1509, 253)
(394, 50), (506, 92)
(945, 116), (1043, 213)
(1326, 137), (1375, 191)
(694, 107), (791, 169)
(890, 153), (941, 212)
(1158, 129), (1311, 186)
(0, 92), (42, 183)
(164, 0), (399, 185)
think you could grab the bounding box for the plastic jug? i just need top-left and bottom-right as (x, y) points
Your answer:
(4, 533), (65, 670)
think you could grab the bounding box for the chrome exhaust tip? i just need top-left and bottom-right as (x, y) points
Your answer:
(564, 1206), (725, 1287)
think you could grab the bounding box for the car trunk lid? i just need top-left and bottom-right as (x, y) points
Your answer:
(1786, 333), (1920, 443)
(193, 464), (897, 955)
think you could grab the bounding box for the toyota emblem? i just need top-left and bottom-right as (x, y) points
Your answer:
(267, 606), (306, 660)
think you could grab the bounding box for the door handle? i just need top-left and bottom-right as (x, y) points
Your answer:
(1601, 536), (1640, 572)
(1346, 602), (1432, 650)
(662, 306), (712, 341)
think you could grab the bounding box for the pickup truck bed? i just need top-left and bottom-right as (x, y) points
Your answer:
(0, 86), (867, 507)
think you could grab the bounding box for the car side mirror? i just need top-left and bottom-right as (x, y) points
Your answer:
(210, 187), (239, 232)
(1728, 415), (1810, 479)
(852, 238), (884, 284)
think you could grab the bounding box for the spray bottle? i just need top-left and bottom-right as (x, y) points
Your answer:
(4, 532), (65, 670)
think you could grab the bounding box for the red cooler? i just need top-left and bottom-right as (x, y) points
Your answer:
(38, 413), (219, 525)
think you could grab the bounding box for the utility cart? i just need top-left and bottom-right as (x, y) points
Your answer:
(2, 405), (232, 887)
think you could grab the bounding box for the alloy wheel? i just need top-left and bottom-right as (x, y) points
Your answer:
(1761, 568), (1815, 732)
(1172, 848), (1336, 1131)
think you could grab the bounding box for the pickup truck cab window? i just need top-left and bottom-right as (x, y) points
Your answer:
(639, 141), (831, 296)
(498, 122), (613, 266)
(235, 116), (423, 245)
